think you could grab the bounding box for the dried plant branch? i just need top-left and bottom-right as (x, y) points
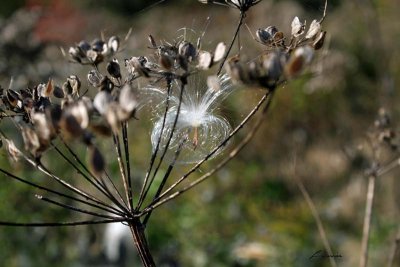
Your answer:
(122, 122), (134, 211)
(138, 79), (186, 209)
(113, 133), (132, 210)
(387, 226), (400, 267)
(36, 195), (122, 220)
(0, 218), (126, 227)
(0, 168), (123, 216)
(62, 141), (129, 210)
(142, 136), (185, 226)
(53, 145), (129, 213)
(217, 11), (246, 75)
(360, 174), (376, 267)
(138, 79), (173, 208)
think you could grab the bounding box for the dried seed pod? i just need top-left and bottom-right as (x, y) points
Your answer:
(119, 84), (137, 112)
(91, 39), (106, 52)
(68, 47), (82, 62)
(53, 85), (65, 98)
(6, 89), (20, 108)
(305, 20), (321, 39)
(41, 79), (54, 98)
(90, 123), (112, 137)
(89, 146), (105, 177)
(108, 36), (120, 53)
(69, 101), (90, 129)
(94, 91), (113, 115)
(60, 113), (83, 139)
(207, 75), (221, 92)
(262, 52), (284, 84)
(291, 16), (305, 37)
(179, 41), (197, 62)
(78, 40), (91, 53)
(62, 81), (72, 95)
(21, 127), (40, 156)
(159, 53), (174, 70)
(312, 31), (326, 50)
(213, 42), (226, 63)
(285, 45), (314, 78)
(48, 105), (62, 130)
(148, 35), (157, 48)
(5, 139), (20, 162)
(125, 56), (150, 77)
(256, 28), (273, 45)
(197, 51), (213, 70)
(105, 103), (120, 133)
(225, 56), (247, 84)
(31, 111), (56, 141)
(86, 49), (102, 64)
(106, 59), (121, 79)
(99, 77), (114, 92)
(67, 75), (81, 96)
(87, 70), (104, 88)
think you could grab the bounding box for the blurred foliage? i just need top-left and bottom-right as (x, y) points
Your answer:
(0, 0), (400, 266)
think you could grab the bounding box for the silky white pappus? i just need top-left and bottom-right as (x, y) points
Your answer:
(149, 75), (234, 164)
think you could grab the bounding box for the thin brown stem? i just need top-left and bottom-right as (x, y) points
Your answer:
(360, 175), (376, 267)
(0, 218), (126, 227)
(36, 195), (122, 220)
(113, 133), (132, 211)
(387, 226), (400, 267)
(138, 79), (172, 208)
(0, 167), (124, 217)
(61, 141), (129, 211)
(217, 11), (245, 75)
(138, 79), (185, 209)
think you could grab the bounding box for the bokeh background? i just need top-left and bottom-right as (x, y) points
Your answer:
(0, 0), (399, 266)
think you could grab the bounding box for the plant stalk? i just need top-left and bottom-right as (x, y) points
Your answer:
(129, 219), (156, 267)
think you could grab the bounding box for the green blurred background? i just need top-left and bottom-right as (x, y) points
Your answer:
(0, 0), (399, 266)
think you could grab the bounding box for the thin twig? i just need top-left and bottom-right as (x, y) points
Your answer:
(360, 174), (376, 267)
(36, 195), (122, 220)
(54, 145), (129, 214)
(138, 79), (185, 209)
(142, 136), (185, 226)
(0, 167), (124, 217)
(137, 79), (172, 208)
(0, 218), (126, 227)
(122, 122), (134, 212)
(61, 141), (129, 212)
(113, 133), (132, 210)
(387, 226), (400, 267)
(217, 11), (245, 75)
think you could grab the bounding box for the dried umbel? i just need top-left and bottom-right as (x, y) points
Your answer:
(198, 0), (262, 12)
(67, 36), (120, 65)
